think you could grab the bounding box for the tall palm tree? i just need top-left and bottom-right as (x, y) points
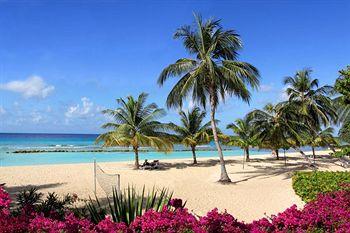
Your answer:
(226, 118), (256, 162)
(248, 103), (305, 159)
(158, 14), (260, 182)
(284, 68), (337, 130)
(96, 93), (173, 169)
(168, 107), (212, 164)
(334, 66), (350, 143)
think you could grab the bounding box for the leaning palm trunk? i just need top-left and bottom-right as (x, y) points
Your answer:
(191, 146), (197, 164)
(210, 95), (231, 182)
(294, 147), (313, 166)
(312, 146), (316, 159)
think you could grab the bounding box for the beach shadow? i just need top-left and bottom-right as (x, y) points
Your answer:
(228, 155), (337, 184)
(150, 159), (241, 171)
(3, 182), (66, 199)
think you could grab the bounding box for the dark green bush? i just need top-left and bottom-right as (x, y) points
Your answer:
(14, 187), (78, 219)
(292, 171), (350, 202)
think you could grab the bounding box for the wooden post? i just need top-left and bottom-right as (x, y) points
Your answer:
(94, 159), (97, 195)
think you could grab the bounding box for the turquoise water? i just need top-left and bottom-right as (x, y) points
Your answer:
(0, 133), (268, 167)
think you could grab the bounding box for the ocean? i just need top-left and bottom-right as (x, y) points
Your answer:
(0, 133), (269, 167)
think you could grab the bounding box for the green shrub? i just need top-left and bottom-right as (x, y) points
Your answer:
(333, 146), (350, 158)
(14, 187), (78, 219)
(292, 171), (350, 202)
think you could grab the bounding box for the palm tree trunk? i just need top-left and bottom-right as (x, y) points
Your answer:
(209, 93), (231, 183)
(312, 146), (316, 159)
(294, 147), (312, 166)
(245, 147), (250, 162)
(273, 149), (279, 160)
(191, 145), (197, 164)
(328, 144), (336, 153)
(133, 146), (139, 169)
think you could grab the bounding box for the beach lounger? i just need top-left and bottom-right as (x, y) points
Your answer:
(140, 159), (161, 170)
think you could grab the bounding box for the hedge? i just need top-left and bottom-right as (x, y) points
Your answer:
(292, 171), (350, 202)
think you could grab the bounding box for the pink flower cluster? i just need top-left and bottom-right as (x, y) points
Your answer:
(0, 184), (11, 215)
(0, 185), (349, 233)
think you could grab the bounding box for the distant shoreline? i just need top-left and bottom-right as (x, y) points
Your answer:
(9, 147), (234, 154)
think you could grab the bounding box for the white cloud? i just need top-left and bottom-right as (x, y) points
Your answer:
(260, 84), (273, 92)
(0, 106), (6, 116)
(31, 111), (43, 123)
(0, 76), (55, 99)
(65, 97), (95, 119)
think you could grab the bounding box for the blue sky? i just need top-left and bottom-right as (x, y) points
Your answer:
(0, 0), (349, 134)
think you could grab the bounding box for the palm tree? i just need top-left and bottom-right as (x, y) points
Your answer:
(168, 107), (212, 164)
(96, 93), (173, 169)
(334, 66), (350, 143)
(284, 68), (337, 130)
(157, 14), (260, 182)
(226, 117), (256, 162)
(248, 103), (305, 159)
(303, 127), (338, 159)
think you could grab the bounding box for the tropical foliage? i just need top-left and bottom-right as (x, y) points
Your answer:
(333, 146), (350, 158)
(158, 14), (260, 182)
(248, 103), (305, 159)
(292, 171), (350, 202)
(1, 185), (350, 232)
(302, 127), (338, 158)
(335, 66), (350, 104)
(96, 93), (173, 168)
(226, 117), (256, 161)
(238, 68), (341, 160)
(87, 186), (172, 225)
(335, 66), (350, 143)
(168, 107), (212, 164)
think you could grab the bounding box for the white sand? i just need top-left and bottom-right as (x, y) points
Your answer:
(0, 150), (348, 222)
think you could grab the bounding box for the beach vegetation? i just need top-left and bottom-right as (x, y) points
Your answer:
(247, 103), (305, 159)
(226, 117), (257, 162)
(87, 186), (173, 225)
(96, 92), (174, 169)
(302, 127), (338, 159)
(334, 66), (350, 143)
(284, 68), (337, 130)
(333, 146), (350, 158)
(292, 171), (350, 202)
(1, 185), (350, 232)
(168, 107), (213, 164)
(158, 14), (260, 182)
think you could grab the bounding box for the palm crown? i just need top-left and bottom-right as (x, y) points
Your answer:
(158, 14), (259, 109)
(226, 117), (256, 161)
(168, 107), (212, 164)
(96, 93), (173, 168)
(284, 68), (337, 128)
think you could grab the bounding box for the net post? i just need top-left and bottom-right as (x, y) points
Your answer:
(94, 159), (97, 195)
(117, 174), (120, 194)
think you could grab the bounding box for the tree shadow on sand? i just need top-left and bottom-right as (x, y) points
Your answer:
(148, 158), (242, 171)
(3, 182), (66, 199)
(229, 155), (340, 185)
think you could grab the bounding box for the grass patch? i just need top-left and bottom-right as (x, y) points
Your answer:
(292, 171), (350, 202)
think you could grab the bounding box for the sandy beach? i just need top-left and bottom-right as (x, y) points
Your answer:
(1, 150), (348, 222)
